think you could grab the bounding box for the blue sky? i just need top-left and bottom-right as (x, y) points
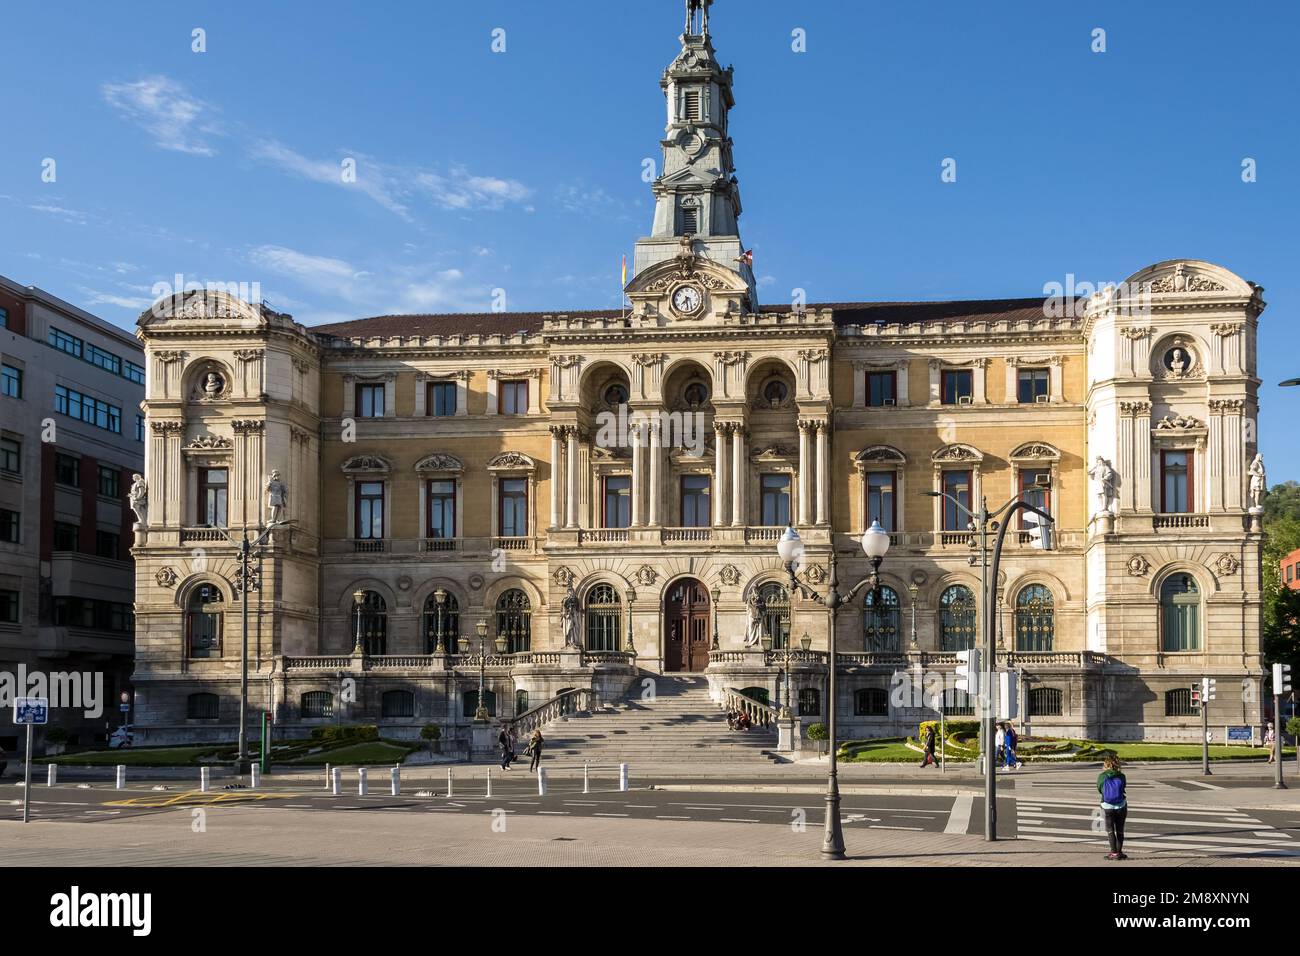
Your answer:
(2, 1), (1298, 476)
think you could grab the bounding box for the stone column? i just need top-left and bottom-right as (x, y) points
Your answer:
(713, 421), (728, 527)
(631, 422), (643, 527)
(815, 421), (829, 525)
(731, 425), (746, 527)
(1208, 402), (1225, 512)
(549, 426), (563, 529)
(797, 420), (811, 526)
(565, 426), (579, 529)
(1224, 399), (1245, 510)
(1135, 403), (1153, 512)
(648, 418), (660, 526)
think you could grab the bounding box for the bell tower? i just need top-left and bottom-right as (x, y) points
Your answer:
(632, 0), (757, 306)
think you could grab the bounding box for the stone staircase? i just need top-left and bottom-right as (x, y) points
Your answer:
(539, 673), (780, 765)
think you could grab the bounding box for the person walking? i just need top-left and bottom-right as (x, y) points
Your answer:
(1004, 721), (1019, 770)
(920, 724), (938, 768)
(995, 722), (1006, 770)
(526, 728), (544, 772)
(1098, 754), (1128, 860)
(1265, 721), (1276, 763)
(498, 725), (515, 771)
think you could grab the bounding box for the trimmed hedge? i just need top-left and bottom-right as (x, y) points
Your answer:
(309, 724), (379, 744)
(919, 719), (979, 741)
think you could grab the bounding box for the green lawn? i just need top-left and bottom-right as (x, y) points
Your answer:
(839, 738), (975, 763)
(1098, 742), (1284, 761)
(38, 746), (222, 767)
(283, 741), (415, 765)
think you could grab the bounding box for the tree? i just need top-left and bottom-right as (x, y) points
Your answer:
(1262, 509), (1300, 694)
(1264, 481), (1300, 525)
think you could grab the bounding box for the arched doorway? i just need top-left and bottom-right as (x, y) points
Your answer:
(663, 578), (711, 672)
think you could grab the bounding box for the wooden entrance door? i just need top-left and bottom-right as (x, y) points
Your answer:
(664, 578), (711, 672)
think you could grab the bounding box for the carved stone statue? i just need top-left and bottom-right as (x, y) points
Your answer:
(743, 591), (764, 647)
(1248, 453), (1267, 511)
(128, 474), (148, 527)
(1089, 456), (1118, 515)
(561, 584), (580, 648)
(202, 372), (224, 399)
(265, 470), (287, 524)
(1169, 347), (1187, 377)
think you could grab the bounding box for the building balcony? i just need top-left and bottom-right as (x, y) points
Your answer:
(707, 648), (1105, 672)
(280, 648), (635, 674)
(322, 536), (542, 558)
(1153, 513), (1211, 531)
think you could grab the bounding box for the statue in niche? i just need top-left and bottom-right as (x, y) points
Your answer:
(561, 584), (580, 647)
(265, 470), (287, 525)
(1088, 456), (1119, 516)
(202, 372), (225, 399)
(743, 591), (764, 647)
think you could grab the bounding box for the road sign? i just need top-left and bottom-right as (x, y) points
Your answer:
(120, 703), (131, 713)
(14, 697), (49, 725)
(1227, 726), (1253, 742)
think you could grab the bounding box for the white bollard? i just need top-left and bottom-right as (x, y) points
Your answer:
(537, 767), (548, 796)
(446, 768), (453, 798)
(486, 767), (492, 798)
(618, 763), (629, 792)
(325, 763), (331, 790)
(115, 765), (126, 790)
(250, 765), (260, 789)
(390, 766), (400, 796)
(358, 767), (368, 796)
(47, 764), (57, 787)
(200, 766), (210, 793)
(583, 761), (590, 794)
(330, 767), (341, 796)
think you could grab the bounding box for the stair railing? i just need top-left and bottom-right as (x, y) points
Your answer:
(720, 686), (778, 730)
(506, 687), (593, 737)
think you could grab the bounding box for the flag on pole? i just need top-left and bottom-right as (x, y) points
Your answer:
(735, 249), (753, 268)
(621, 254), (628, 288)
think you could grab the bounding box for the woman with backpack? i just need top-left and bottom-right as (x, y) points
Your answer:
(1098, 754), (1128, 861)
(1003, 721), (1019, 770)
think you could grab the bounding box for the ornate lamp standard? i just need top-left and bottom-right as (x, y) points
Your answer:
(473, 619), (491, 722)
(710, 585), (721, 650)
(907, 582), (919, 650)
(352, 588), (367, 654)
(777, 519), (891, 860)
(432, 587), (448, 653)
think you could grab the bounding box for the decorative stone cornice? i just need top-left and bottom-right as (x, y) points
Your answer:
(1154, 413), (1204, 430)
(230, 419), (265, 433)
(1118, 326), (1151, 340)
(486, 451), (537, 471)
(1119, 401), (1152, 416)
(414, 453), (464, 474)
(185, 434), (233, 450)
(233, 349), (262, 362)
(1208, 398), (1246, 413)
(154, 350), (187, 363)
(713, 350), (750, 366)
(632, 352), (668, 367)
(1210, 323), (1244, 337)
(150, 420), (184, 434)
(1147, 264), (1227, 294)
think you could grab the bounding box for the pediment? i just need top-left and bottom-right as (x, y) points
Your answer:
(138, 289), (269, 329)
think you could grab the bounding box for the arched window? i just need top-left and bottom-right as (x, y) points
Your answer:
(798, 687), (821, 717)
(301, 691), (332, 719)
(585, 584), (622, 652)
(496, 589), (531, 653)
(758, 582), (791, 649)
(463, 689), (496, 718)
(423, 591), (460, 653)
(381, 690), (415, 719)
(1160, 574), (1200, 652)
(186, 692), (219, 720)
(186, 584), (224, 659)
(863, 586), (900, 652)
(854, 688), (889, 717)
(1028, 687), (1062, 716)
(355, 591), (387, 656)
(1015, 585), (1054, 652)
(939, 585), (976, 651)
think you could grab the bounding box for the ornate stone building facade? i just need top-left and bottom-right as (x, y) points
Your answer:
(130, 6), (1264, 745)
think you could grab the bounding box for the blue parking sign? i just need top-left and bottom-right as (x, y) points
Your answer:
(14, 697), (49, 725)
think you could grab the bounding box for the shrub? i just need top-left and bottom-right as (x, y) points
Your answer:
(419, 724), (441, 741)
(1286, 717), (1300, 740)
(919, 719), (979, 740)
(806, 722), (828, 741)
(309, 725), (379, 744)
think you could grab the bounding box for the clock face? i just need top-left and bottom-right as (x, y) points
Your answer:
(672, 284), (703, 315)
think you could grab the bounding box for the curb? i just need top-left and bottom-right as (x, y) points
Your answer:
(649, 783), (982, 797)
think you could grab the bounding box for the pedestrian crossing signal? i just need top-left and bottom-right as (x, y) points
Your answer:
(1190, 683), (1201, 706)
(1274, 662), (1292, 694)
(1201, 677), (1216, 701)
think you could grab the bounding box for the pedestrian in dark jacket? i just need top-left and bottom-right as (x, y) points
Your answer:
(1098, 754), (1128, 860)
(1003, 722), (1019, 770)
(526, 728), (544, 772)
(498, 726), (515, 770)
(920, 725), (938, 768)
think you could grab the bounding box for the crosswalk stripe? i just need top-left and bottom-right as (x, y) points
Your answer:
(1018, 809), (1269, 829)
(1018, 797), (1261, 817)
(1017, 828), (1300, 854)
(1180, 779), (1225, 790)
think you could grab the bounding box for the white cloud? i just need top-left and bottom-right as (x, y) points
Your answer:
(250, 141), (412, 219)
(27, 203), (88, 225)
(81, 289), (153, 310)
(101, 76), (220, 156)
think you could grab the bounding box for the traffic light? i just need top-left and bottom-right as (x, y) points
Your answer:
(1274, 663), (1293, 694)
(1201, 677), (1217, 701)
(1023, 509), (1052, 551)
(998, 670), (1019, 720)
(955, 648), (981, 696)
(1190, 683), (1201, 706)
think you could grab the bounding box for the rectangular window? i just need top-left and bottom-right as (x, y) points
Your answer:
(1161, 450), (1192, 514)
(1165, 688), (1195, 718)
(48, 327), (83, 357)
(0, 589), (18, 624)
(356, 384), (385, 417)
(866, 371), (896, 407)
(760, 473), (791, 526)
(602, 475), (631, 529)
(1017, 368), (1049, 403)
(428, 381), (457, 416)
(1019, 470), (1051, 528)
(135, 415), (145, 442)
(95, 529), (120, 559)
(198, 468), (228, 527)
(1, 364), (21, 399)
(0, 306), (7, 329)
(941, 369), (973, 405)
(681, 474), (711, 527)
(53, 521), (80, 551)
(866, 471), (896, 532)
(54, 453), (80, 487)
(355, 481), (384, 539)
(85, 343), (122, 375)
(0, 508), (18, 543)
(500, 380), (528, 415)
(1290, 565), (1295, 583)
(942, 470), (972, 531)
(124, 360), (145, 385)
(499, 478), (528, 537)
(427, 479), (456, 539)
(54, 385), (121, 433)
(97, 466), (120, 498)
(0, 437), (19, 474)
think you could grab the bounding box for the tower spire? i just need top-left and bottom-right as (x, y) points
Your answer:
(633, 0), (756, 306)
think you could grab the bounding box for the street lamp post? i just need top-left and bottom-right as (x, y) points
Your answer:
(710, 585), (721, 650)
(433, 588), (447, 654)
(474, 619), (490, 722)
(907, 582), (919, 650)
(925, 487), (1053, 841)
(777, 520), (891, 860)
(352, 588), (366, 654)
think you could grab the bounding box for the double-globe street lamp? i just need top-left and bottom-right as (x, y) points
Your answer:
(777, 519), (891, 860)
